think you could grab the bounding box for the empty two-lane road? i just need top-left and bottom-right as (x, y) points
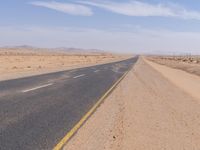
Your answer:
(0, 57), (138, 150)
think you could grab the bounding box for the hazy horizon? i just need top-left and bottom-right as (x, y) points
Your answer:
(1, 0), (200, 54)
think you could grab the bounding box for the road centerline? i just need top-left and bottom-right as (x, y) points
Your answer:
(73, 74), (86, 79)
(22, 83), (53, 93)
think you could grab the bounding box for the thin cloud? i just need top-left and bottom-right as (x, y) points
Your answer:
(30, 1), (93, 16)
(79, 0), (200, 20)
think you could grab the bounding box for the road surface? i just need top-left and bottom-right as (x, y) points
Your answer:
(0, 57), (138, 150)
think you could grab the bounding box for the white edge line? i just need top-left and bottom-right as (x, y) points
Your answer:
(73, 74), (85, 79)
(22, 83), (53, 93)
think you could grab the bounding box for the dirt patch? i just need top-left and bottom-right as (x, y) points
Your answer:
(64, 57), (200, 150)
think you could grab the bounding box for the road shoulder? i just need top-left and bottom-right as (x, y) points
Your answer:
(144, 57), (200, 100)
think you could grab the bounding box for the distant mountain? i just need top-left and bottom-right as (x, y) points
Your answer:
(2, 45), (36, 49)
(54, 47), (105, 53)
(1, 45), (106, 54)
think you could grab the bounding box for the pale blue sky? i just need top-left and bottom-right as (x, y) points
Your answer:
(1, 0), (200, 54)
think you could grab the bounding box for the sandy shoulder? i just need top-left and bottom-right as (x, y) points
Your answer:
(144, 57), (200, 100)
(64, 57), (200, 150)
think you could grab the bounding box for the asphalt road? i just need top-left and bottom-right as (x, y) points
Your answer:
(0, 56), (138, 150)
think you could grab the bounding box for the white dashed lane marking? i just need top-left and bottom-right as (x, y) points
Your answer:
(22, 83), (53, 93)
(73, 74), (85, 79)
(94, 70), (100, 73)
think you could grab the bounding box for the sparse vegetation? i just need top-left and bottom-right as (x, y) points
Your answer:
(147, 55), (200, 76)
(0, 48), (129, 81)
(149, 55), (200, 64)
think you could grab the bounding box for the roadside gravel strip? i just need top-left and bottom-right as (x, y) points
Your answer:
(64, 58), (200, 150)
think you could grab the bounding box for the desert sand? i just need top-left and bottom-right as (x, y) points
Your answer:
(148, 56), (200, 76)
(145, 58), (200, 100)
(0, 49), (129, 81)
(64, 57), (200, 150)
